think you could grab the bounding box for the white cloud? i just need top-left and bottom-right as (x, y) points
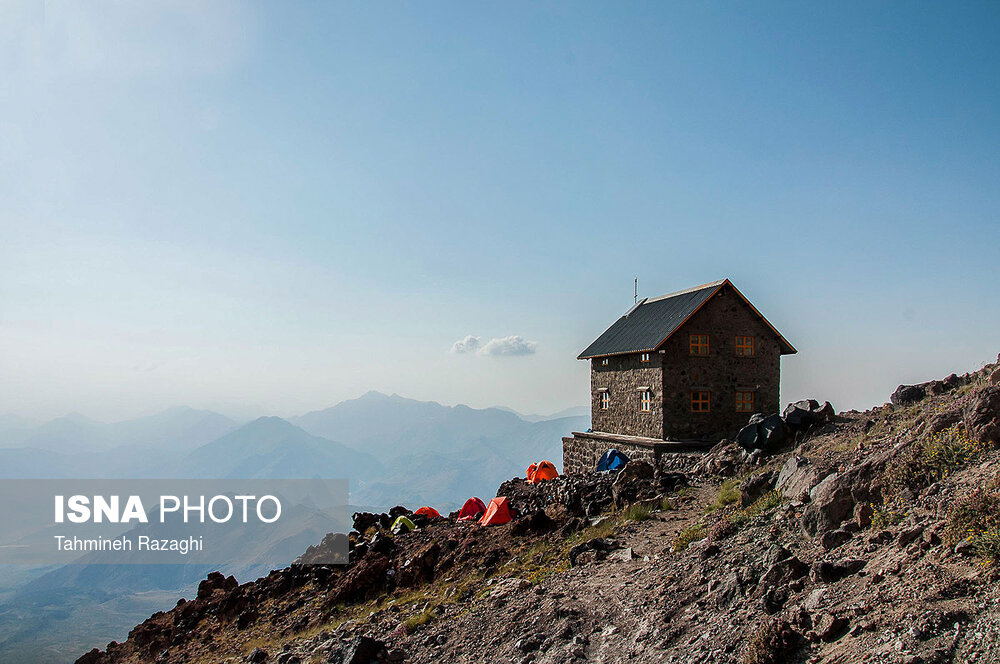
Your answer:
(450, 335), (481, 354)
(478, 335), (538, 357)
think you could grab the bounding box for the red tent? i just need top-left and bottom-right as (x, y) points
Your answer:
(414, 506), (441, 519)
(457, 497), (487, 521)
(479, 496), (514, 526)
(527, 460), (559, 484)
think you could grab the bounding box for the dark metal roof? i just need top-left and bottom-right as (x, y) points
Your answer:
(578, 281), (723, 359)
(577, 279), (796, 359)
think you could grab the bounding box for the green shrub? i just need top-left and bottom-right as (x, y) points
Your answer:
(741, 620), (799, 664)
(870, 502), (906, 529)
(707, 478), (742, 512)
(624, 502), (654, 522)
(945, 473), (1000, 565)
(746, 490), (782, 517)
(885, 426), (990, 496)
(403, 609), (435, 633)
(660, 497), (676, 511)
(673, 524), (706, 552)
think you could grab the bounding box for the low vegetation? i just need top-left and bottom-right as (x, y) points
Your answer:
(707, 478), (742, 512)
(708, 490), (783, 542)
(673, 523), (706, 552)
(403, 609), (436, 633)
(624, 502), (654, 522)
(885, 426), (990, 496)
(870, 501), (906, 529)
(945, 472), (1000, 565)
(741, 620), (799, 664)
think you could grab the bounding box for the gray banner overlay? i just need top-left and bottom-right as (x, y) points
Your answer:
(0, 480), (349, 565)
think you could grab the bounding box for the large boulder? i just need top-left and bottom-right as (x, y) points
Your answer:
(345, 637), (387, 664)
(800, 473), (853, 536)
(891, 384), (926, 406)
(775, 456), (825, 502)
(740, 471), (777, 507)
(965, 386), (1000, 445)
(736, 413), (788, 454)
(782, 399), (834, 430)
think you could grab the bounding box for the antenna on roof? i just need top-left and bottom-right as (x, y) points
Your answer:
(634, 277), (638, 304)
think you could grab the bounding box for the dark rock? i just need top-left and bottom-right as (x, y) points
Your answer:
(782, 399), (835, 431)
(75, 649), (109, 664)
(740, 471), (777, 507)
(854, 502), (874, 529)
(928, 409), (963, 434)
(811, 558), (866, 583)
(736, 413), (788, 454)
(344, 636), (387, 664)
(197, 571), (238, 600)
(891, 384), (926, 406)
(709, 572), (743, 608)
(762, 586), (789, 614)
(245, 648), (269, 664)
(516, 635), (543, 652)
(814, 614), (849, 642)
(761, 555), (808, 588)
(819, 529), (852, 550)
(569, 537), (623, 566)
(776, 456), (824, 502)
(801, 473), (854, 536)
(965, 386), (1000, 444)
(763, 544), (791, 568)
(511, 509), (557, 536)
(898, 525), (925, 548)
(700, 543), (721, 560)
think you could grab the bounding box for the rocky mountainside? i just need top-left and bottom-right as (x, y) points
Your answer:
(76, 357), (1000, 664)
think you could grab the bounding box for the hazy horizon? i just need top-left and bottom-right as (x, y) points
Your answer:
(2, 3), (999, 422)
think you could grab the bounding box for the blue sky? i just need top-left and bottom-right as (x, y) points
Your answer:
(1, 2), (998, 420)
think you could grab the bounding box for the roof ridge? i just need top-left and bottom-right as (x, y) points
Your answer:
(643, 279), (726, 304)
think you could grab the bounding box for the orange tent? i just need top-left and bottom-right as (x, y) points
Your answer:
(414, 506), (441, 519)
(457, 497), (487, 521)
(526, 463), (537, 480)
(527, 460), (559, 483)
(479, 496), (514, 526)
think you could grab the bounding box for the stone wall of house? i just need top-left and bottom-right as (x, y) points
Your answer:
(589, 353), (664, 439)
(658, 283), (783, 440)
(562, 434), (708, 476)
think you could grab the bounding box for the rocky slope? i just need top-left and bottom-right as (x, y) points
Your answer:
(76, 357), (1000, 664)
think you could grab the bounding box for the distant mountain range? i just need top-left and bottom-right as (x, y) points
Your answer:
(0, 393), (588, 663)
(0, 394), (588, 510)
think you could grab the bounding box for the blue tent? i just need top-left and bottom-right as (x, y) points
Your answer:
(596, 448), (630, 472)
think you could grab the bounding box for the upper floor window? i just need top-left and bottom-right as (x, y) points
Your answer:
(689, 334), (710, 356)
(640, 352), (651, 362)
(640, 390), (652, 411)
(690, 390), (711, 413)
(600, 358), (610, 366)
(600, 392), (610, 409)
(735, 336), (755, 357)
(735, 390), (755, 413)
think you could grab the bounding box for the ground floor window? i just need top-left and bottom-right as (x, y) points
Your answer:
(640, 390), (652, 411)
(735, 390), (755, 413)
(600, 392), (610, 409)
(690, 390), (710, 413)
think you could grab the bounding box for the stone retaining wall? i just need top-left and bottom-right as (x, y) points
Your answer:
(562, 433), (707, 476)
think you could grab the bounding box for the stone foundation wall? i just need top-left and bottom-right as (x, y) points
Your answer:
(562, 434), (707, 476)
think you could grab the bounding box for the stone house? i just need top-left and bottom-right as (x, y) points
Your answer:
(562, 279), (795, 474)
